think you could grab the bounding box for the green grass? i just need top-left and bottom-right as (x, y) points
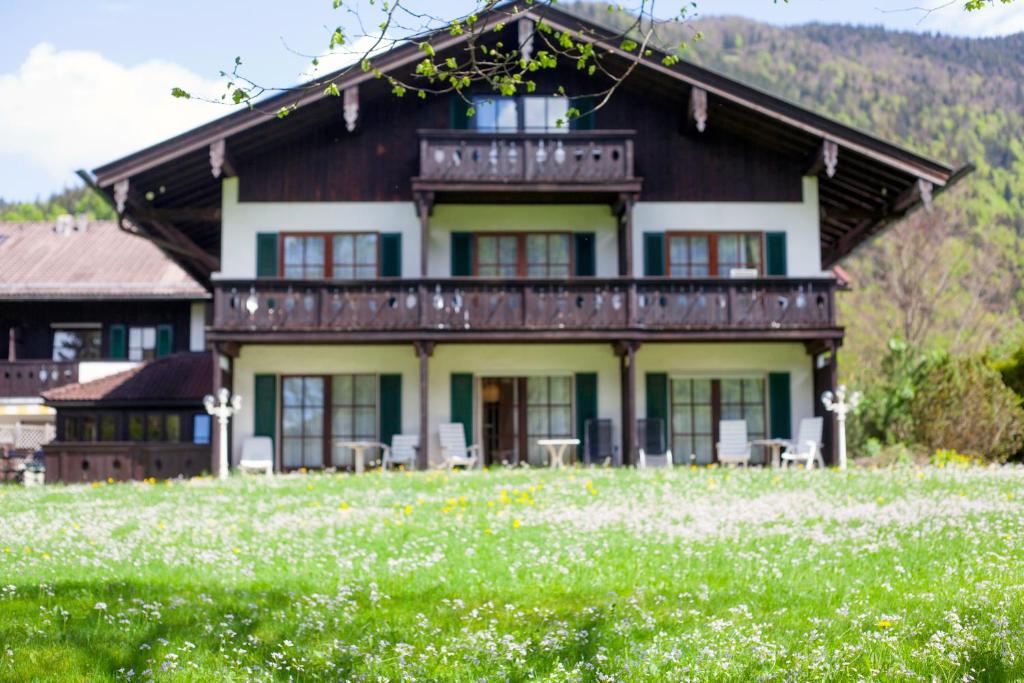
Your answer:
(1, 466), (1023, 681)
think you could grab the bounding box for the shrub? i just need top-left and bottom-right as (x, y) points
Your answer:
(851, 339), (1024, 463)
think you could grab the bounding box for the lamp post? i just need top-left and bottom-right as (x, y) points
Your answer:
(204, 387), (242, 480)
(821, 385), (860, 471)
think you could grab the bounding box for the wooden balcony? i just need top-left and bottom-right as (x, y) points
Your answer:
(0, 360), (79, 398)
(210, 278), (840, 343)
(412, 130), (642, 199)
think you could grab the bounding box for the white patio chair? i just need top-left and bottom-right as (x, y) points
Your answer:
(637, 418), (673, 468)
(438, 423), (481, 470)
(781, 417), (825, 469)
(238, 436), (274, 476)
(381, 434), (418, 473)
(716, 420), (752, 466)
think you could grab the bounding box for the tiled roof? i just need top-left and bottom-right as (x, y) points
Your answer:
(0, 220), (207, 300)
(42, 352), (212, 404)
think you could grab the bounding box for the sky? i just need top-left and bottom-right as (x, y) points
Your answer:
(0, 0), (1022, 202)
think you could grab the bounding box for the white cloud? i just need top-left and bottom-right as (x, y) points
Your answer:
(0, 43), (227, 186)
(297, 34), (404, 83)
(890, 1), (1024, 36)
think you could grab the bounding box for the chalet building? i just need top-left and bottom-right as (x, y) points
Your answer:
(84, 6), (966, 474)
(0, 219), (208, 460)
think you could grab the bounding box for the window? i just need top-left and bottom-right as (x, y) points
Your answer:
(166, 415), (182, 443)
(64, 416), (79, 441)
(282, 235), (326, 279)
(475, 233), (572, 277)
(100, 415), (118, 441)
(525, 376), (572, 465)
(670, 377), (767, 465)
(331, 234), (378, 280)
(147, 414), (163, 441)
(128, 414), (145, 441)
(471, 96), (570, 132)
(52, 326), (102, 361)
(193, 414), (211, 445)
(330, 375), (377, 468)
(281, 377), (325, 469)
(128, 327), (157, 362)
(281, 233), (379, 279)
(666, 233), (763, 277)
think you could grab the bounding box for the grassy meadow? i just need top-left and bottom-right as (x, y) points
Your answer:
(0, 466), (1022, 681)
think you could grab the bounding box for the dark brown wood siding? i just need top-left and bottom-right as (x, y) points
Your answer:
(237, 63), (803, 204)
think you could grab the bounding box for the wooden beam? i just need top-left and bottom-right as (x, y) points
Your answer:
(122, 191), (220, 274)
(152, 207), (222, 222)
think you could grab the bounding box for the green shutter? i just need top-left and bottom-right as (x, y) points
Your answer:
(256, 233), (279, 278)
(379, 374), (402, 446)
(253, 375), (277, 447)
(156, 324), (173, 358)
(768, 372), (792, 439)
(766, 232), (787, 276)
(450, 373), (474, 444)
(451, 232), (474, 276)
(449, 95), (471, 129)
(643, 233), (665, 276)
(381, 233), (402, 277)
(574, 373), (598, 441)
(645, 373), (669, 445)
(574, 233), (596, 277)
(108, 324), (126, 360)
(570, 96), (596, 131)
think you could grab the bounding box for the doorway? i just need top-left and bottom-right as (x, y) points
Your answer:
(481, 376), (574, 466)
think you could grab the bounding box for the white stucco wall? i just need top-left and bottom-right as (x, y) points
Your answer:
(426, 205), (619, 277)
(632, 177), (823, 276)
(229, 342), (813, 468)
(217, 178), (421, 279)
(218, 176), (823, 279)
(189, 302), (207, 351)
(635, 342), (813, 441)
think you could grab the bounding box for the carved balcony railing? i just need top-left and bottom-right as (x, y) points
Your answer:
(0, 360), (79, 398)
(415, 130), (637, 186)
(212, 278), (838, 339)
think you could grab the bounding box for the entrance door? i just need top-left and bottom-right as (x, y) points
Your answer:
(481, 376), (574, 466)
(482, 377), (520, 466)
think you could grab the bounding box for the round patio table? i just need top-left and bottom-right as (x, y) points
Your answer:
(536, 438), (581, 469)
(751, 438), (790, 468)
(334, 440), (385, 474)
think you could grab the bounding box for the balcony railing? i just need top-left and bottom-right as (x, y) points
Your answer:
(416, 130), (636, 185)
(212, 278), (837, 338)
(0, 360), (78, 398)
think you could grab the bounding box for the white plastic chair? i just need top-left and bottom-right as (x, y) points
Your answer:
(781, 417), (825, 469)
(438, 423), (480, 470)
(637, 418), (673, 468)
(716, 420), (752, 466)
(382, 434), (419, 472)
(238, 436), (274, 475)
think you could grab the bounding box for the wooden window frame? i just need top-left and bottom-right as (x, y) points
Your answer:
(279, 231), (381, 280)
(127, 326), (157, 362)
(469, 95), (571, 133)
(669, 376), (767, 464)
(473, 232), (575, 278)
(279, 373), (380, 471)
(665, 231), (765, 277)
(524, 376), (574, 464)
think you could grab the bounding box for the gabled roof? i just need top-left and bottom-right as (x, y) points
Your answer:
(86, 3), (967, 274)
(0, 220), (207, 300)
(42, 352), (211, 405)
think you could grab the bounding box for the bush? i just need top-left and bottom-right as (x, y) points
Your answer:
(851, 339), (1024, 463)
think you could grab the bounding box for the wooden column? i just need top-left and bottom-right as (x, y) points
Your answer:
(415, 341), (433, 470)
(616, 341), (639, 466)
(616, 193), (636, 277)
(209, 345), (223, 477)
(416, 192), (433, 277)
(809, 340), (840, 466)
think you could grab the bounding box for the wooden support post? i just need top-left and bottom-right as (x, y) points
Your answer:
(209, 345), (223, 477)
(416, 341), (433, 470)
(616, 193), (636, 277)
(616, 341), (639, 466)
(809, 340), (840, 466)
(416, 192), (433, 277)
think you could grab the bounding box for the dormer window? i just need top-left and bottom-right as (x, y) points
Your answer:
(471, 96), (571, 133)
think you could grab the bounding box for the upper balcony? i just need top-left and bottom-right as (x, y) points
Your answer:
(0, 360), (79, 399)
(412, 130), (642, 201)
(209, 277), (841, 344)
